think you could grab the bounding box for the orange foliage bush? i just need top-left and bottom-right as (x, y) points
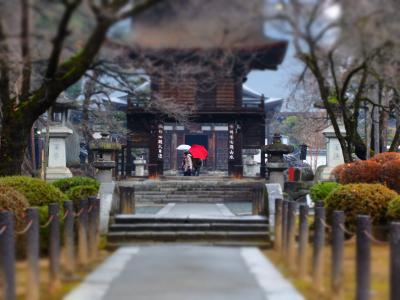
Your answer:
(330, 163), (350, 181)
(371, 152), (400, 164)
(380, 160), (400, 193)
(338, 160), (381, 184)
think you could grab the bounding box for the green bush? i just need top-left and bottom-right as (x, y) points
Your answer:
(325, 183), (398, 231)
(387, 196), (400, 221)
(310, 182), (340, 203)
(52, 176), (99, 193)
(66, 185), (98, 205)
(0, 176), (67, 206)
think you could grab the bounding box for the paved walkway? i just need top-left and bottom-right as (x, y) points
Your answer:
(156, 203), (235, 217)
(65, 245), (304, 300)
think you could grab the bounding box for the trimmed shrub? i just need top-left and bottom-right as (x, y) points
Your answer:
(325, 183), (398, 231)
(0, 176), (67, 206)
(0, 185), (29, 230)
(387, 196), (400, 221)
(380, 160), (400, 193)
(52, 176), (99, 193)
(371, 152), (400, 164)
(310, 182), (340, 203)
(338, 160), (381, 184)
(330, 163), (349, 182)
(65, 185), (98, 206)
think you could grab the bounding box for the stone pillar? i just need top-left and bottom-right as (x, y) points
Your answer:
(228, 123), (243, 177)
(45, 126), (73, 181)
(149, 121), (164, 177)
(134, 159), (146, 176)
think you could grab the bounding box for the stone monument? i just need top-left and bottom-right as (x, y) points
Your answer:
(264, 133), (294, 189)
(316, 125), (346, 181)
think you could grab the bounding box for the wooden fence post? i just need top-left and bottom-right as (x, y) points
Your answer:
(390, 222), (400, 300)
(63, 201), (75, 274)
(332, 210), (345, 299)
(287, 201), (297, 269)
(48, 203), (60, 290)
(313, 206), (325, 292)
(281, 200), (289, 259)
(298, 204), (309, 277)
(94, 198), (101, 252)
(356, 215), (371, 300)
(274, 198), (283, 252)
(77, 199), (89, 266)
(26, 208), (40, 300)
(0, 211), (16, 300)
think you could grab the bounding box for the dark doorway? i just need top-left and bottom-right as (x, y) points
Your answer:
(185, 135), (208, 149)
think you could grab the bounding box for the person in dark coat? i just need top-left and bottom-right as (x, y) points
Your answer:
(192, 157), (202, 176)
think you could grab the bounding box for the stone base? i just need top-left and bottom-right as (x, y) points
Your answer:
(268, 171), (285, 191)
(96, 169), (113, 183)
(315, 165), (335, 182)
(46, 167), (73, 181)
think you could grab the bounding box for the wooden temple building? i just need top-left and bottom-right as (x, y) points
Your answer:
(124, 0), (288, 177)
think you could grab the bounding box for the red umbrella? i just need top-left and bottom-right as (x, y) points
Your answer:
(189, 144), (208, 159)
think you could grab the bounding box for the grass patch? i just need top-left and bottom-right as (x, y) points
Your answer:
(13, 249), (110, 300)
(264, 242), (389, 299)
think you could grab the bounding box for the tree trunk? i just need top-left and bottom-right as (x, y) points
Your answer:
(0, 116), (31, 176)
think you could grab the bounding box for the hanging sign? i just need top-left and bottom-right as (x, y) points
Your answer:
(228, 124), (235, 160)
(157, 123), (164, 160)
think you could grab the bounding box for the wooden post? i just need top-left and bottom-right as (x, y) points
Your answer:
(332, 210), (345, 299)
(312, 206), (325, 292)
(287, 201), (297, 269)
(120, 186), (135, 214)
(77, 199), (89, 266)
(48, 203), (60, 290)
(390, 222), (400, 300)
(281, 200), (289, 259)
(274, 198), (283, 252)
(298, 204), (309, 277)
(356, 215), (371, 300)
(26, 208), (40, 300)
(63, 201), (75, 274)
(0, 211), (16, 300)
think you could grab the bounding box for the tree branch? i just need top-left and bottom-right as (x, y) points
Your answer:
(20, 0), (31, 98)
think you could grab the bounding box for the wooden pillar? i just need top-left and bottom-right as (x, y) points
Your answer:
(126, 140), (133, 177)
(228, 122), (243, 177)
(149, 120), (164, 177)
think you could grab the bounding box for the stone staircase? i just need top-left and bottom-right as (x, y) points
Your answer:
(107, 215), (270, 247)
(108, 177), (270, 247)
(119, 177), (264, 204)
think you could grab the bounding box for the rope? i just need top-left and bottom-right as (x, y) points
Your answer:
(344, 235), (356, 245)
(0, 224), (7, 235)
(339, 223), (355, 236)
(363, 230), (389, 245)
(16, 220), (33, 235)
(88, 205), (93, 213)
(62, 210), (70, 221)
(40, 215), (54, 228)
(75, 208), (84, 217)
(319, 218), (332, 230)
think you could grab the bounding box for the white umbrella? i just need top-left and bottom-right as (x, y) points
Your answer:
(176, 144), (191, 151)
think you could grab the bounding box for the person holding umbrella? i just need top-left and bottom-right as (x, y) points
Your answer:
(182, 151), (193, 176)
(189, 144), (208, 176)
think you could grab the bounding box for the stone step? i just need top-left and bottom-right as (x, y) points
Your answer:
(113, 215), (268, 224)
(107, 231), (270, 244)
(109, 223), (269, 232)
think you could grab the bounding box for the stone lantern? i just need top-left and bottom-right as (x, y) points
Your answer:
(264, 133), (294, 189)
(45, 96), (75, 181)
(89, 133), (121, 183)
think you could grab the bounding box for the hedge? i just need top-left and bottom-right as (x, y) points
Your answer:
(0, 176), (67, 206)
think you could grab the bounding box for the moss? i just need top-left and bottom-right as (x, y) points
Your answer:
(310, 182), (340, 203)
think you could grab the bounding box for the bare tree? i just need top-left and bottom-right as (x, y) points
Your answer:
(267, 0), (400, 162)
(0, 0), (161, 175)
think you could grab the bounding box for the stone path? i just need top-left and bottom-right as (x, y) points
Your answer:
(156, 203), (235, 217)
(65, 245), (304, 300)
